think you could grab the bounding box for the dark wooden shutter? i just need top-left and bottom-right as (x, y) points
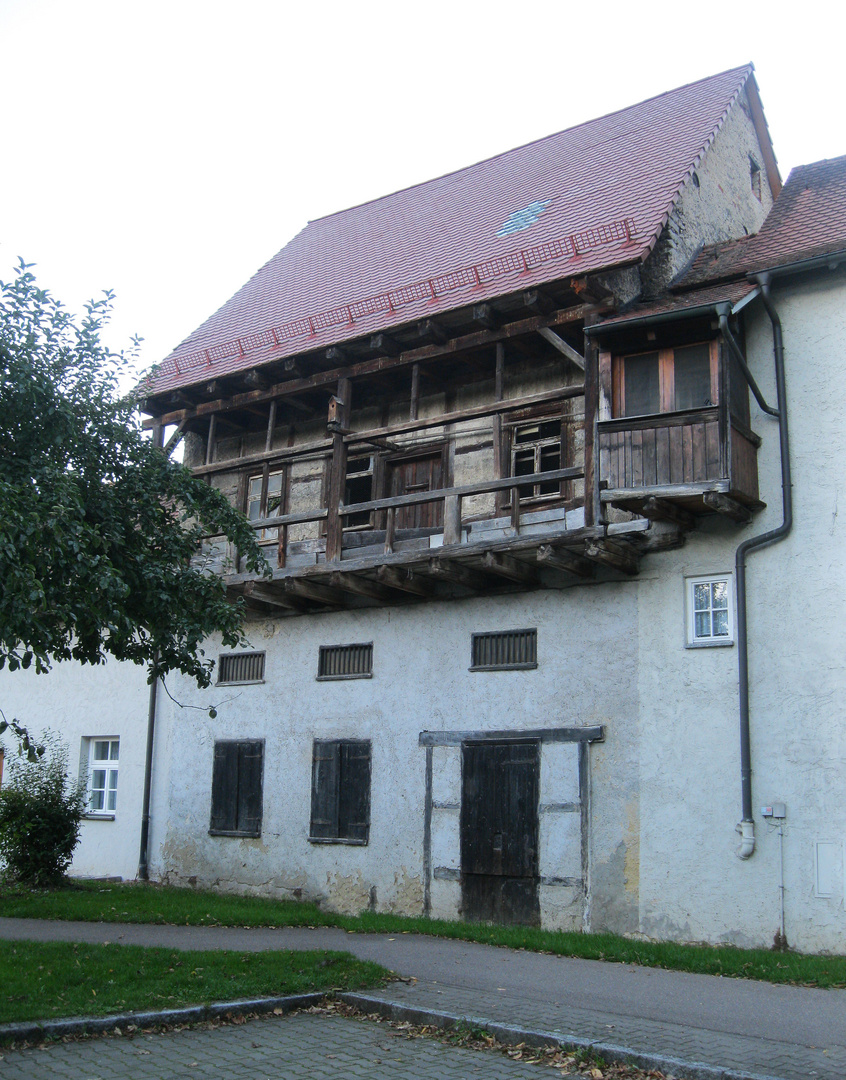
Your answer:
(310, 741), (340, 838)
(339, 741), (371, 842)
(237, 741), (264, 837)
(210, 742), (239, 832)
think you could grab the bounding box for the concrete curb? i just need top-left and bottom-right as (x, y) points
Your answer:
(0, 987), (793, 1080)
(339, 991), (792, 1080)
(0, 992), (324, 1046)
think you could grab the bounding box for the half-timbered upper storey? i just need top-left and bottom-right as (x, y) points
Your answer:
(139, 66), (781, 616)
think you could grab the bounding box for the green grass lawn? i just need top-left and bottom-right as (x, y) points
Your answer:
(0, 939), (388, 1027)
(2, 879), (845, 989)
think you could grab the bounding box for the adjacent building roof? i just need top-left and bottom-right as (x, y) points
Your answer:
(146, 65), (759, 396)
(682, 154), (846, 287)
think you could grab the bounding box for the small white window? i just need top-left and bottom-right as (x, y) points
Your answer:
(686, 575), (734, 647)
(88, 738), (119, 814)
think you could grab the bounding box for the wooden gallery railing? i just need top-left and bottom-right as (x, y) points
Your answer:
(232, 467), (585, 572)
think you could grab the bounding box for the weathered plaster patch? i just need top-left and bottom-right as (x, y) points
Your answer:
(590, 841), (638, 934)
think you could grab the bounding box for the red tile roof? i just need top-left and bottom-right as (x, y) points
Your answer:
(681, 155), (846, 288)
(145, 65), (756, 396)
(595, 281), (758, 329)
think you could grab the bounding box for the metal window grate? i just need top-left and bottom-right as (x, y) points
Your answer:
(217, 652), (266, 685)
(318, 643), (373, 680)
(471, 629), (537, 671)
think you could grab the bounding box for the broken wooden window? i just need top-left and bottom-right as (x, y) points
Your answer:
(309, 740), (371, 843)
(209, 740), (264, 837)
(344, 455), (376, 528)
(471, 629), (537, 671)
(614, 342), (718, 417)
(217, 652), (265, 685)
(509, 419), (563, 503)
(247, 468), (286, 541)
(317, 643), (373, 680)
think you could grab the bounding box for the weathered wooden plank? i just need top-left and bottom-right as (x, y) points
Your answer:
(656, 424), (671, 486)
(643, 427), (657, 488)
(682, 424), (694, 484)
(706, 418), (721, 478)
(692, 422), (707, 481)
(419, 726), (604, 746)
(668, 423), (683, 485)
(631, 428), (643, 488)
(482, 551), (537, 585)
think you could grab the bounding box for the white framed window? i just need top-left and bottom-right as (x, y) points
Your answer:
(87, 738), (119, 815)
(686, 575), (734, 647)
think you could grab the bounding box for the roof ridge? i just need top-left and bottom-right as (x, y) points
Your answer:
(306, 64), (755, 227)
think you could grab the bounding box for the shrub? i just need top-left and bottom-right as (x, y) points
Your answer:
(0, 731), (86, 885)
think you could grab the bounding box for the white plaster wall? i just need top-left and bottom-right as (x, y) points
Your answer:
(629, 269), (846, 951)
(153, 585), (638, 927)
(0, 658), (153, 881)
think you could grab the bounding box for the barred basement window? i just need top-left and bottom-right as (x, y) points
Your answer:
(217, 652), (266, 685)
(470, 629), (537, 671)
(317, 643), (373, 681)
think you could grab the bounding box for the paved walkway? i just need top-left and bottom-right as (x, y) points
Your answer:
(0, 1010), (551, 1080)
(2, 918), (845, 1080)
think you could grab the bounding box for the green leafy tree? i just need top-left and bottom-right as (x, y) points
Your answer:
(0, 730), (87, 885)
(0, 260), (267, 713)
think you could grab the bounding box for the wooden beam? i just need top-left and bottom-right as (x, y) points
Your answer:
(143, 302), (599, 428)
(328, 571), (406, 603)
(584, 538), (639, 575)
(427, 558), (495, 592)
(537, 327), (585, 370)
(536, 544), (594, 578)
(415, 319), (447, 345)
(243, 368), (268, 390)
(163, 420), (187, 456)
(370, 332), (401, 356)
(410, 363), (419, 421)
(376, 565), (436, 596)
(703, 491), (753, 524)
(522, 288), (555, 316)
(482, 551), (537, 585)
(642, 496), (695, 530)
(473, 303), (499, 331)
(244, 582), (307, 612)
(284, 577), (345, 607)
(325, 346), (347, 365)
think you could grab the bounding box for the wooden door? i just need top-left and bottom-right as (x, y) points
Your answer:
(388, 453), (444, 529)
(461, 740), (540, 926)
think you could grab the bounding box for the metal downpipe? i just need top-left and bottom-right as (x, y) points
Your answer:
(137, 672), (159, 880)
(718, 279), (793, 858)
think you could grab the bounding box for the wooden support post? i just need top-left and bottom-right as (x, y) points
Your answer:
(493, 342), (505, 515)
(537, 327), (586, 370)
(151, 421), (164, 450)
(510, 491), (521, 533)
(582, 313), (600, 528)
(384, 506), (396, 555)
(410, 363), (420, 421)
(443, 494), (462, 546)
(205, 414), (217, 466)
(265, 399), (277, 453)
(325, 377), (351, 562)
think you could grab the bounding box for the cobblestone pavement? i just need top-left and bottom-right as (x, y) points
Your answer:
(0, 1011), (549, 1080)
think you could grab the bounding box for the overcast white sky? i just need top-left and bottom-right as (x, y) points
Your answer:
(1, 0), (840, 381)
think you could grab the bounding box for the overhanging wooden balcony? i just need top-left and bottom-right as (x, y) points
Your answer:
(206, 467), (676, 617)
(597, 406), (761, 524)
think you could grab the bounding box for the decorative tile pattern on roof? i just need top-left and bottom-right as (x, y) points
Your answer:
(145, 65), (754, 396)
